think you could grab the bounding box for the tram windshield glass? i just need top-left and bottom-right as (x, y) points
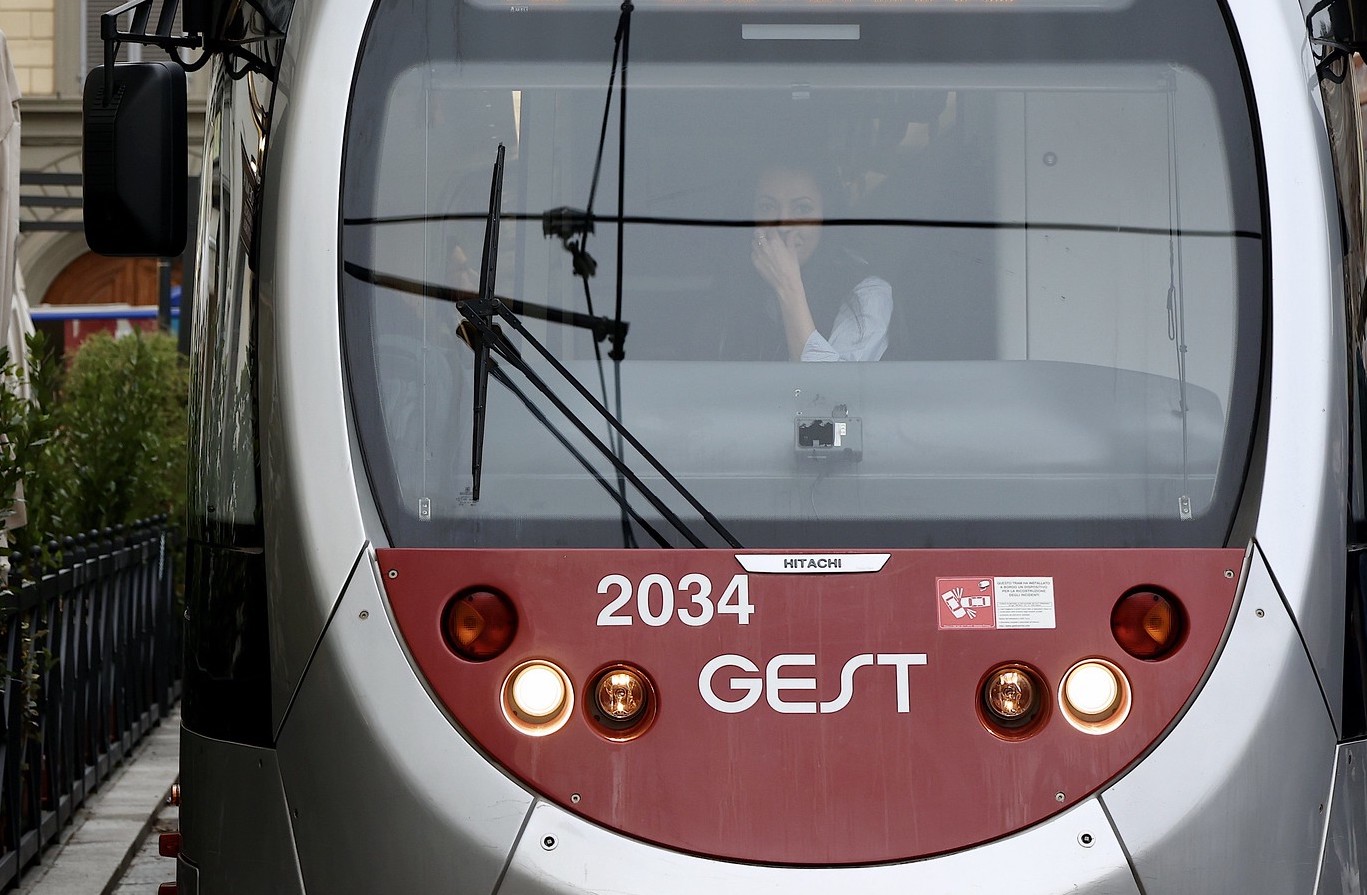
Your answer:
(340, 0), (1262, 549)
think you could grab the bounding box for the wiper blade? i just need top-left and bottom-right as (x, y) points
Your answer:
(467, 143), (506, 501)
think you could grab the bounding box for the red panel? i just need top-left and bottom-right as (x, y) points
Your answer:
(379, 548), (1242, 865)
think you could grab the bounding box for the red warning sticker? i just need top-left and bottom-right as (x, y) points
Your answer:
(936, 577), (996, 629)
(936, 576), (1056, 630)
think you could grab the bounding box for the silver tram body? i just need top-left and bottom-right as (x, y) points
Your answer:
(167, 0), (1367, 891)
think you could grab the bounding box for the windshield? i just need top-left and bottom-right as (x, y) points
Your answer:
(340, 0), (1263, 549)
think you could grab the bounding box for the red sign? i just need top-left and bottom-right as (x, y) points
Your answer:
(936, 575), (997, 628)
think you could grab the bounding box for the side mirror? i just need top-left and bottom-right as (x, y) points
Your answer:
(82, 61), (187, 257)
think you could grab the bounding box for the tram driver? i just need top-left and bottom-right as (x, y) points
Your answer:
(721, 158), (893, 362)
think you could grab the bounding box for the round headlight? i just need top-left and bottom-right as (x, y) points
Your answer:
(1062, 662), (1120, 722)
(587, 664), (658, 740)
(978, 664), (1047, 738)
(502, 660), (573, 735)
(596, 668), (647, 721)
(1059, 658), (1131, 734)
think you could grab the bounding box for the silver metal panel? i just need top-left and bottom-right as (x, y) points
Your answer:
(180, 729), (305, 895)
(1316, 740), (1367, 895)
(256, 0), (374, 733)
(499, 799), (1138, 895)
(1227, 0), (1349, 730)
(1101, 552), (1337, 893)
(275, 559), (535, 894)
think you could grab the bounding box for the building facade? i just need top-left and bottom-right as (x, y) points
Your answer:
(3, 0), (204, 318)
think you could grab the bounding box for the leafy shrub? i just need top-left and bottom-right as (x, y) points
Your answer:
(56, 332), (188, 535)
(0, 331), (67, 560)
(1, 330), (188, 571)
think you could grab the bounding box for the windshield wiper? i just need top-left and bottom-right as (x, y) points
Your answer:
(344, 149), (740, 548)
(466, 143), (507, 501)
(348, 253), (739, 547)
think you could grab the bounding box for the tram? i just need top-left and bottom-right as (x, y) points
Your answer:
(81, 0), (1367, 890)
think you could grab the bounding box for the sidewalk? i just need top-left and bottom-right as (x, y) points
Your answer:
(13, 708), (181, 895)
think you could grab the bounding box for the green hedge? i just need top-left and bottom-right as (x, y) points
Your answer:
(1, 330), (188, 566)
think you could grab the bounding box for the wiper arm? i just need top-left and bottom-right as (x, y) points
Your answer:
(345, 264), (627, 346)
(462, 306), (739, 548)
(477, 348), (671, 548)
(347, 252), (740, 547)
(351, 143), (738, 547)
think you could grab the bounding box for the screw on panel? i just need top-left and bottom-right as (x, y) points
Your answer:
(387, 569), (398, 579)
(1055, 792), (1066, 802)
(1224, 569), (1235, 579)
(1256, 609), (1265, 618)
(359, 610), (369, 620)
(541, 835), (557, 850)
(1078, 832), (1094, 848)
(571, 793), (581, 804)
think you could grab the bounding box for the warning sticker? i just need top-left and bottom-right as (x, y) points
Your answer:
(936, 576), (1056, 630)
(936, 577), (996, 629)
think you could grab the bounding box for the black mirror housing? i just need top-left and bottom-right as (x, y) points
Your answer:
(83, 61), (188, 257)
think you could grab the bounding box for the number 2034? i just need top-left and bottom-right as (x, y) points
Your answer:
(596, 573), (754, 627)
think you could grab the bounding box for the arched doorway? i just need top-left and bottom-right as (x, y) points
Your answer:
(43, 253), (181, 307)
(39, 253), (183, 358)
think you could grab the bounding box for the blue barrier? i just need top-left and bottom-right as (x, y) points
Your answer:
(30, 307), (181, 322)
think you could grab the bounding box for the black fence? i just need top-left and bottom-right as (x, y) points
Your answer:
(0, 518), (181, 890)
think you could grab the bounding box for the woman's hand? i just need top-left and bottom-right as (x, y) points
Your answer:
(751, 227), (804, 297)
(751, 227), (817, 359)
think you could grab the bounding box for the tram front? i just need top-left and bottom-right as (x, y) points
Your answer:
(234, 0), (1364, 891)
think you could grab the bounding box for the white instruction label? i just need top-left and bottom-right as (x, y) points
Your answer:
(992, 577), (1056, 630)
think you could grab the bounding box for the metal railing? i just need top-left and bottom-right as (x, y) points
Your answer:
(0, 518), (181, 890)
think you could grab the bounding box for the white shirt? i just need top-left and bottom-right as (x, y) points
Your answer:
(800, 275), (893, 362)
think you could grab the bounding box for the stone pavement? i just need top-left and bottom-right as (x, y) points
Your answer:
(13, 708), (181, 895)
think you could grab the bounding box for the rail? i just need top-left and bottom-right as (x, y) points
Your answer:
(0, 519), (181, 890)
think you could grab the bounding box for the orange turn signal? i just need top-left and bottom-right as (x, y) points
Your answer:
(443, 588), (518, 661)
(1111, 590), (1184, 659)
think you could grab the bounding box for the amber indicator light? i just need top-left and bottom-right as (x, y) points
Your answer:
(978, 663), (1047, 739)
(442, 588), (518, 661)
(1111, 589), (1184, 659)
(587, 664), (658, 741)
